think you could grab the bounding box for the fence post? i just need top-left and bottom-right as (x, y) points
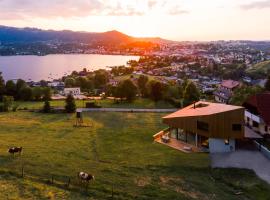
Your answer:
(67, 177), (71, 188)
(111, 184), (114, 199)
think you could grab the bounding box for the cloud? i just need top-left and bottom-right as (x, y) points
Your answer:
(0, 0), (189, 20)
(240, 0), (270, 10)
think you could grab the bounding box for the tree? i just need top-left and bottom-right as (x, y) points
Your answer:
(0, 72), (5, 100)
(5, 80), (16, 97)
(265, 75), (270, 91)
(40, 80), (48, 87)
(32, 87), (43, 101)
(230, 85), (264, 106)
(183, 81), (200, 106)
(137, 75), (149, 97)
(2, 96), (14, 111)
(64, 78), (76, 87)
(43, 100), (51, 113)
(65, 94), (76, 113)
(15, 79), (27, 100)
(19, 86), (32, 101)
(148, 81), (164, 102)
(94, 70), (109, 88)
(117, 79), (137, 102)
(43, 87), (52, 101)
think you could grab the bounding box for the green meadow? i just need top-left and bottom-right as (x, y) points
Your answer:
(0, 111), (269, 199)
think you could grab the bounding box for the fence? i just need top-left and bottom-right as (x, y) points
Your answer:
(0, 156), (117, 198)
(254, 141), (270, 160)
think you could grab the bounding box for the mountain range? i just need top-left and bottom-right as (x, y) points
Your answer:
(0, 25), (170, 45)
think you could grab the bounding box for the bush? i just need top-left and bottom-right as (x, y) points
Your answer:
(43, 100), (51, 113)
(65, 94), (76, 113)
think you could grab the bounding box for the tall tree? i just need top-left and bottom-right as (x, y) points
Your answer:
(19, 86), (32, 101)
(148, 81), (164, 102)
(183, 81), (200, 106)
(0, 72), (5, 100)
(117, 79), (137, 102)
(65, 94), (76, 113)
(5, 80), (16, 97)
(137, 75), (149, 97)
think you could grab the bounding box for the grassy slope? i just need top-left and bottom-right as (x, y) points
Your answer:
(15, 98), (175, 110)
(0, 111), (269, 199)
(246, 60), (270, 76)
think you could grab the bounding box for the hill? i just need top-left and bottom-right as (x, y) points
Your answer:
(246, 60), (270, 78)
(0, 25), (170, 45)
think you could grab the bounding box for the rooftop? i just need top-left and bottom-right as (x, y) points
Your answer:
(163, 101), (243, 119)
(221, 80), (240, 89)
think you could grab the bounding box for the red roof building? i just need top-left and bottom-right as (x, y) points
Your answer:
(243, 92), (270, 135)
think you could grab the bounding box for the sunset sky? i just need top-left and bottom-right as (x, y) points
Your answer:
(0, 0), (270, 41)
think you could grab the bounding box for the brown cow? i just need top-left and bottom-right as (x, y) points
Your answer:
(78, 172), (95, 183)
(8, 147), (23, 156)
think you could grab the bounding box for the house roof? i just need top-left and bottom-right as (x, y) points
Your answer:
(221, 80), (240, 89)
(163, 101), (243, 119)
(243, 92), (270, 126)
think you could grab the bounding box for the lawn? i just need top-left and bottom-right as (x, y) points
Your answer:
(0, 111), (269, 199)
(15, 98), (175, 110)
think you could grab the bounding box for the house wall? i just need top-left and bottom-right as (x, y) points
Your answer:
(209, 138), (235, 153)
(245, 111), (270, 135)
(163, 108), (245, 139)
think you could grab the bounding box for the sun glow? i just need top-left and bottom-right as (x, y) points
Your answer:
(0, 0), (269, 41)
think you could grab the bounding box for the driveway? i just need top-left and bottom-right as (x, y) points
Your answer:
(210, 150), (270, 184)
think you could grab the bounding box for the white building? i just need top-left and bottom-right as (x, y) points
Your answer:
(64, 88), (81, 96)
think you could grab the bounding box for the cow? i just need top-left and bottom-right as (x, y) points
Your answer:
(78, 172), (95, 183)
(8, 147), (23, 156)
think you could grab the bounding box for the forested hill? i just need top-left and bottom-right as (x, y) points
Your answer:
(0, 25), (169, 45)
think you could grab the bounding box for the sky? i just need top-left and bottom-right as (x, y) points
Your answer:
(0, 0), (270, 41)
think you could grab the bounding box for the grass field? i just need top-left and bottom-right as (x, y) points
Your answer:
(0, 111), (270, 199)
(15, 98), (175, 110)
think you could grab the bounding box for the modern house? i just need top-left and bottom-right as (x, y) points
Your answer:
(154, 101), (249, 153)
(243, 92), (270, 136)
(214, 80), (240, 104)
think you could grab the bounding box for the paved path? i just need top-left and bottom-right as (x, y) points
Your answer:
(210, 150), (270, 184)
(78, 108), (177, 113)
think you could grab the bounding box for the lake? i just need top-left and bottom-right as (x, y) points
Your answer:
(0, 54), (139, 81)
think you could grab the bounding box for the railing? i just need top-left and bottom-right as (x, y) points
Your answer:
(153, 128), (170, 140)
(254, 141), (270, 160)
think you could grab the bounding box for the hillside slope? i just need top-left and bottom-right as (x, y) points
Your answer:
(246, 60), (270, 78)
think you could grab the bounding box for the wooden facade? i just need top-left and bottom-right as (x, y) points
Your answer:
(163, 102), (245, 139)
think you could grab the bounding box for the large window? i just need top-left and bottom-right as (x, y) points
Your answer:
(232, 124), (242, 131)
(197, 121), (209, 131)
(253, 121), (259, 128)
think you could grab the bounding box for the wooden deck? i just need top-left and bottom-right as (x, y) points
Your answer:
(155, 137), (203, 153)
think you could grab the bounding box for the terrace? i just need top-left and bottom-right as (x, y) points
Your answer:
(153, 128), (207, 153)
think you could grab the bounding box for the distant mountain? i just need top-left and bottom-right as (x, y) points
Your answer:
(0, 25), (170, 45)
